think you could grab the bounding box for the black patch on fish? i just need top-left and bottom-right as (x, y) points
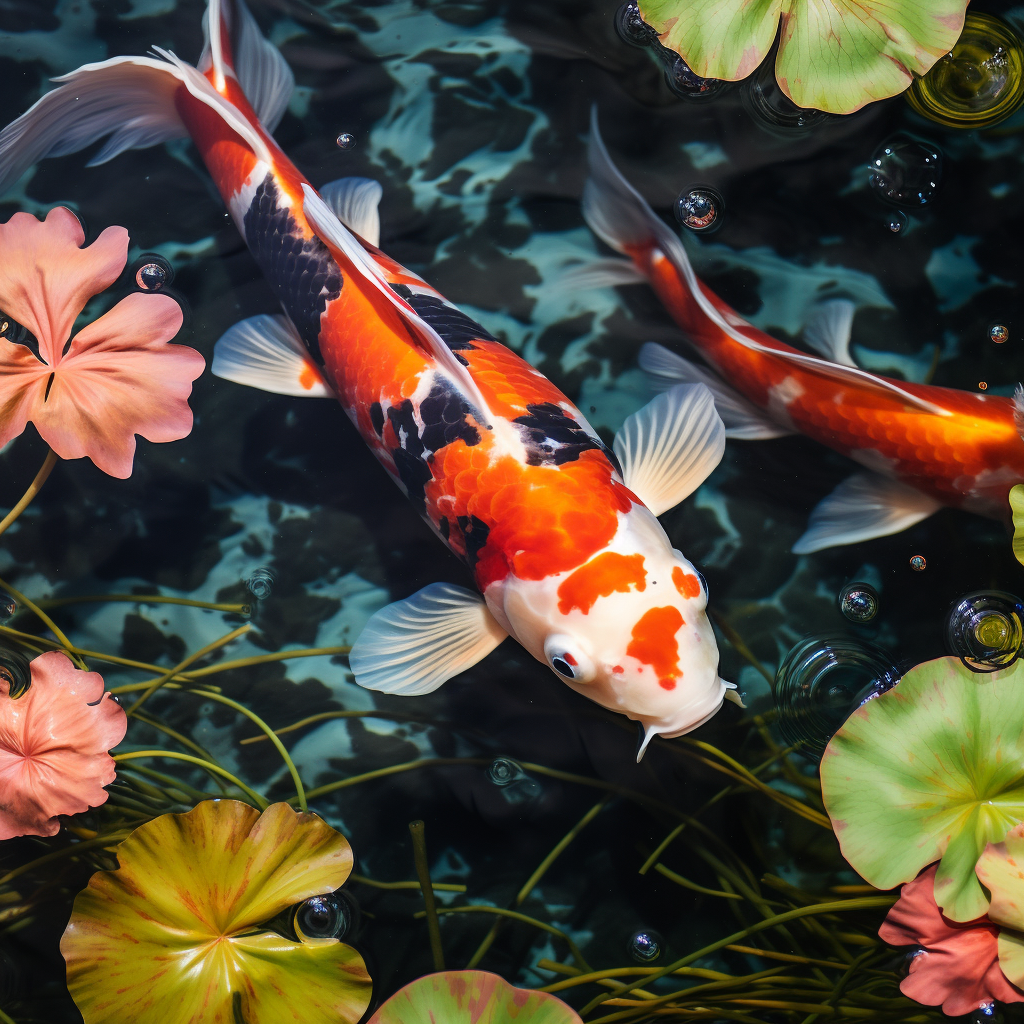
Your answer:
(390, 284), (492, 363)
(243, 174), (342, 364)
(514, 402), (618, 470)
(370, 401), (385, 437)
(385, 382), (480, 512)
(0, 312), (43, 363)
(419, 380), (480, 455)
(457, 514), (490, 569)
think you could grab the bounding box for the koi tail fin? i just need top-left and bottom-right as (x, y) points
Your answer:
(0, 0), (286, 198)
(583, 106), (693, 275)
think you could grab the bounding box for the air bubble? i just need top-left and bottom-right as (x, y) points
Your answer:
(972, 1001), (1004, 1024)
(868, 134), (943, 208)
(628, 930), (662, 962)
(979, 381), (989, 390)
(136, 263), (168, 291)
(772, 635), (902, 760)
(676, 188), (722, 232)
(946, 590), (1024, 672)
(0, 595), (15, 620)
(909, 555), (927, 571)
(908, 13), (1024, 130)
(991, 324), (1009, 343)
(743, 59), (835, 135)
(245, 567), (276, 600)
(664, 57), (721, 98)
(839, 583), (879, 623)
(336, 133), (356, 149)
(887, 212), (908, 234)
(294, 893), (353, 940)
(488, 757), (520, 786)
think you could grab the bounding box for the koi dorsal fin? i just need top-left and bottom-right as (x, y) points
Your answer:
(584, 108), (952, 419)
(321, 177), (382, 246)
(300, 183), (495, 428)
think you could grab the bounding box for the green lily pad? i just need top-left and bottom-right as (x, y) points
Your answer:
(821, 656), (1024, 922)
(638, 0), (969, 114)
(1010, 484), (1024, 566)
(977, 825), (1024, 986)
(367, 971), (582, 1024)
(61, 800), (372, 1024)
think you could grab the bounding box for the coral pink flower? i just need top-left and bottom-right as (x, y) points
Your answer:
(0, 651), (126, 839)
(879, 864), (1024, 1015)
(0, 206), (205, 478)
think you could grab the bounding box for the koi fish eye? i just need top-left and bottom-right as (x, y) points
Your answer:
(543, 635), (595, 684)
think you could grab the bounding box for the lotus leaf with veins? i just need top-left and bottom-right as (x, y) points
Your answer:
(61, 800), (372, 1024)
(637, 0), (969, 114)
(977, 823), (1024, 987)
(368, 971), (583, 1024)
(820, 656), (1024, 922)
(1010, 484), (1024, 566)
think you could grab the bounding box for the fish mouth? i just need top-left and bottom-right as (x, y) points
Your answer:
(633, 677), (727, 761)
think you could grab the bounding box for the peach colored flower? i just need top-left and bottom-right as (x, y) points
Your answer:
(0, 651), (126, 839)
(0, 206), (205, 478)
(879, 864), (1024, 1015)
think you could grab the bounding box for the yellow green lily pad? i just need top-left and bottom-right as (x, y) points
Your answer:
(638, 0), (969, 114)
(1010, 484), (1024, 566)
(61, 800), (372, 1024)
(821, 656), (1024, 922)
(368, 971), (582, 1024)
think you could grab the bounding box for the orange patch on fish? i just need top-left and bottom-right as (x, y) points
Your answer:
(672, 566), (702, 599)
(626, 606), (684, 690)
(557, 552), (647, 615)
(298, 363), (319, 390)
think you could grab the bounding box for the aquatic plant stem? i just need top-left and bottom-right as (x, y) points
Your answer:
(654, 862), (744, 899)
(0, 574), (84, 667)
(0, 448), (58, 540)
(130, 710), (225, 769)
(416, 906), (592, 972)
(114, 751), (267, 809)
(126, 623), (250, 716)
(576, 896), (895, 1017)
(37, 593), (249, 613)
(0, 832), (132, 888)
(240, 707), (435, 744)
(0, 1004), (20, 1024)
(466, 798), (607, 969)
(349, 873), (466, 893)
(409, 820), (445, 970)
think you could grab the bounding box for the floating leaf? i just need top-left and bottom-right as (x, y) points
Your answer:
(367, 971), (582, 1024)
(638, 0), (969, 114)
(61, 800), (372, 1024)
(977, 824), (1024, 987)
(821, 656), (1024, 922)
(1010, 484), (1024, 566)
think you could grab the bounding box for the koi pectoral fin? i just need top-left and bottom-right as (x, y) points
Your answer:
(320, 177), (383, 247)
(801, 299), (856, 367)
(211, 314), (333, 397)
(613, 383), (726, 517)
(560, 257), (648, 290)
(349, 583), (508, 696)
(792, 472), (943, 554)
(639, 342), (794, 441)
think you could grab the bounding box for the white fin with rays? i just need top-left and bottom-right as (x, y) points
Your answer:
(613, 383), (726, 516)
(349, 583), (508, 695)
(802, 299), (856, 367)
(321, 177), (383, 247)
(212, 314), (332, 397)
(793, 472), (942, 554)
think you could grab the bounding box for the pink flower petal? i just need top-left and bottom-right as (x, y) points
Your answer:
(879, 864), (1024, 1015)
(0, 651), (126, 840)
(28, 292), (202, 478)
(0, 208), (128, 364)
(0, 343), (50, 449)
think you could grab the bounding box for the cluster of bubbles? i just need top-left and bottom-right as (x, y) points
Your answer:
(908, 13), (1024, 129)
(336, 133), (356, 150)
(838, 583), (879, 623)
(131, 253), (173, 292)
(676, 188), (723, 233)
(775, 587), (1024, 755)
(946, 591), (1023, 672)
(627, 929), (662, 962)
(245, 567), (276, 600)
(614, 2), (723, 99)
(293, 891), (356, 941)
(772, 635), (903, 760)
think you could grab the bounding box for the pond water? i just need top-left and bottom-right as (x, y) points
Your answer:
(0, 0), (1021, 1022)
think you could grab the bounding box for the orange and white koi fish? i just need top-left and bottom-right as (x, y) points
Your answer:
(0, 1), (740, 756)
(579, 111), (1024, 553)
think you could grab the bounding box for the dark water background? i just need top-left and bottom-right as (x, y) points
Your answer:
(0, 0), (1022, 1019)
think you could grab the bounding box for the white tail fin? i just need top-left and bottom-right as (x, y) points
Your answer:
(0, 0), (279, 197)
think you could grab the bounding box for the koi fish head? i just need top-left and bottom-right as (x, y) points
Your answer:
(496, 505), (728, 759)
